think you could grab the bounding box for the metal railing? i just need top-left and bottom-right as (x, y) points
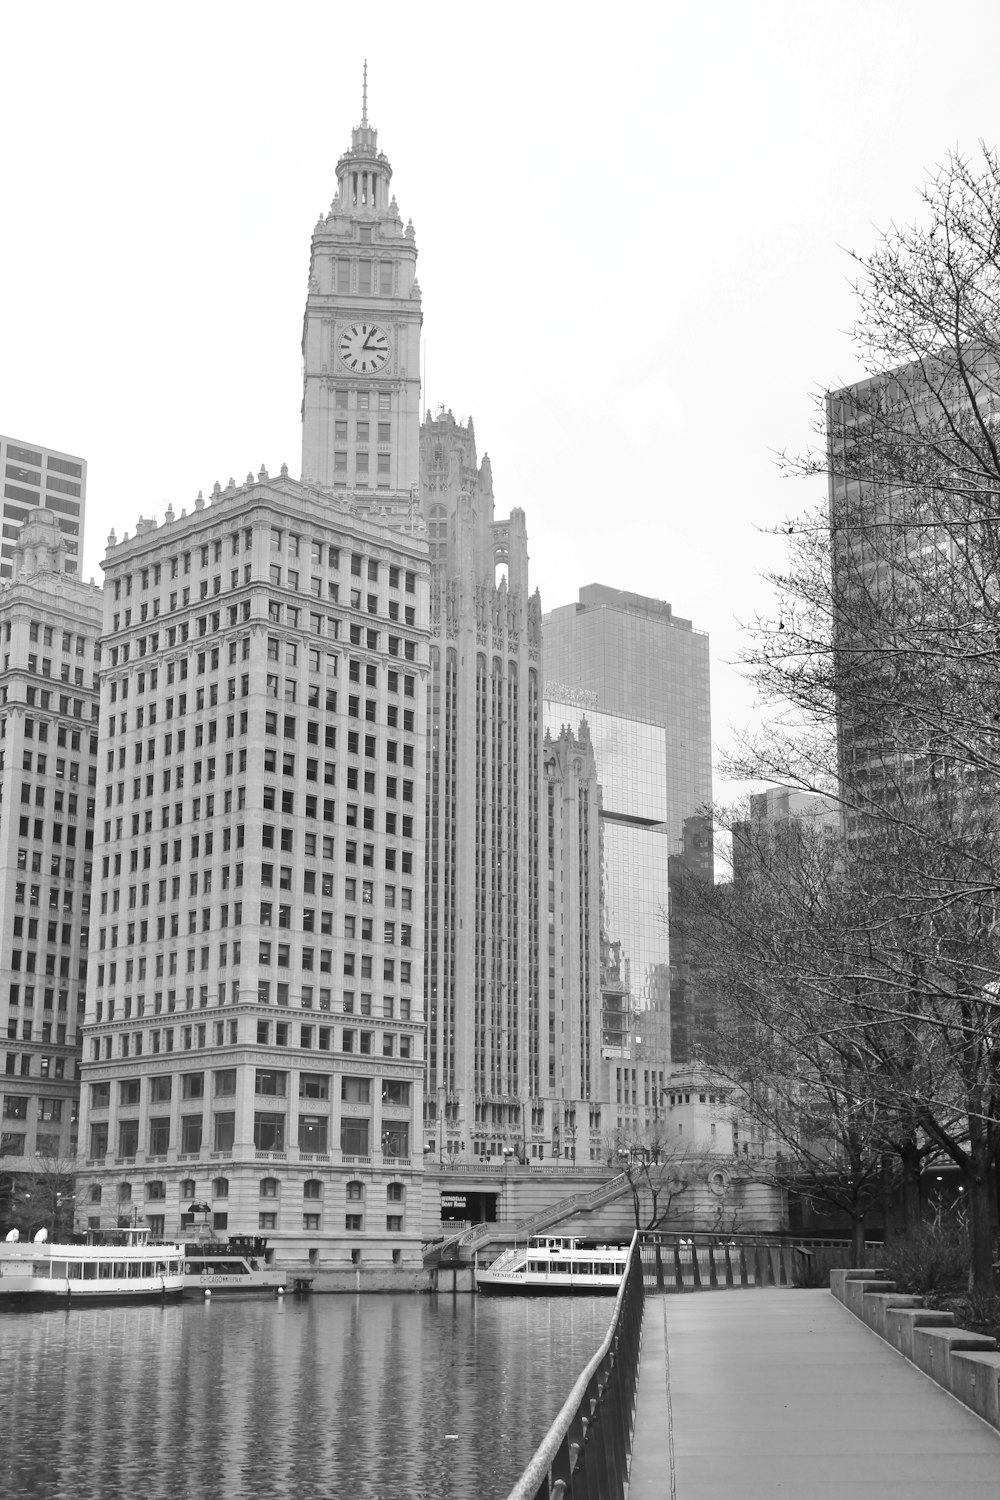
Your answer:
(636, 1232), (874, 1291)
(504, 1231), (644, 1500)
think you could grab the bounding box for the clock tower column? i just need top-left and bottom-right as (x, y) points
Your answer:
(301, 88), (422, 499)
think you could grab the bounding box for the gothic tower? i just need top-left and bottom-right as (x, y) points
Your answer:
(420, 411), (546, 1160)
(301, 75), (422, 502)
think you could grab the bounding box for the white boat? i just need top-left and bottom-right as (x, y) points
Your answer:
(181, 1237), (291, 1296)
(0, 1226), (185, 1305)
(475, 1235), (630, 1296)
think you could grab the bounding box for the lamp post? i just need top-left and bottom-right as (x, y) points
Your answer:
(502, 1146), (515, 1222)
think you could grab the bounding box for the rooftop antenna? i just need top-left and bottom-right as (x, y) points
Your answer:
(362, 59), (368, 127)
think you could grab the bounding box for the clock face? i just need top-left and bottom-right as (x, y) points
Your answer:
(337, 321), (391, 374)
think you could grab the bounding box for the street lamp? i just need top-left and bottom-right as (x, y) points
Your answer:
(502, 1147), (515, 1221)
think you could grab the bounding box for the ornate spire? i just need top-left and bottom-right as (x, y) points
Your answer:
(361, 59), (368, 128)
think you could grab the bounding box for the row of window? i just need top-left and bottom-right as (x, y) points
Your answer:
(90, 1115), (411, 1159)
(4, 1052), (71, 1079)
(113, 537), (415, 600)
(7, 1020), (76, 1045)
(332, 387), (392, 412)
(95, 985), (412, 1024)
(4, 444), (82, 478)
(95, 1176), (404, 1202)
(0, 1130), (65, 1156)
(22, 688), (96, 722)
(14, 655), (89, 687)
(90, 1021), (415, 1061)
(8, 984), (81, 1010)
(94, 1071), (410, 1106)
(94, 871), (413, 959)
(2, 1094), (67, 1120)
(332, 421), (392, 443)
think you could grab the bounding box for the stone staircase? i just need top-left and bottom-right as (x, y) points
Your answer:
(458, 1170), (633, 1254)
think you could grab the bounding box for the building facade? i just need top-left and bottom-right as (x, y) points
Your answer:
(0, 510), (102, 1181)
(0, 435), (86, 583)
(543, 720), (603, 1160)
(542, 585), (713, 880)
(419, 411), (546, 1162)
(544, 692), (672, 1144)
(77, 475), (430, 1266)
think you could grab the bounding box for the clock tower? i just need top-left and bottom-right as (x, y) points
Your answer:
(301, 72), (422, 500)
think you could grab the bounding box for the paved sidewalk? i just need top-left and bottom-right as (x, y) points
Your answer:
(628, 1290), (1000, 1498)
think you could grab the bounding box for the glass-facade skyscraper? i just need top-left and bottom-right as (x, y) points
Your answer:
(542, 584), (713, 880)
(544, 694), (672, 1139)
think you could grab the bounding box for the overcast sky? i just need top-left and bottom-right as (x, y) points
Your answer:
(3, 1), (999, 799)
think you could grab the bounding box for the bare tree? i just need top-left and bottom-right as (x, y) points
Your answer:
(716, 149), (1000, 1293)
(1, 1153), (79, 1240)
(608, 1122), (715, 1232)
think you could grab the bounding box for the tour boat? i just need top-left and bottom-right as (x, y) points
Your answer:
(181, 1236), (292, 1296)
(0, 1225), (185, 1305)
(475, 1235), (630, 1296)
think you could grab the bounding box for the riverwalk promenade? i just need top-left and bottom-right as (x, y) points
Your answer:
(628, 1289), (1000, 1497)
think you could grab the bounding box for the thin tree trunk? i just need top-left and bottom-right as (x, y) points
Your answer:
(899, 1141), (922, 1235)
(967, 1156), (996, 1296)
(851, 1211), (866, 1265)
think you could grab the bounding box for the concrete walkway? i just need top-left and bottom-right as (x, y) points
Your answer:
(628, 1290), (1000, 1498)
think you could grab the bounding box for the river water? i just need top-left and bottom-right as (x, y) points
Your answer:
(0, 1293), (614, 1499)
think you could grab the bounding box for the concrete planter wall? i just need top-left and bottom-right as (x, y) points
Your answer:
(831, 1268), (1000, 1431)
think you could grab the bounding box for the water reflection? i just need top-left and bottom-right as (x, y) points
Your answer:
(0, 1295), (612, 1499)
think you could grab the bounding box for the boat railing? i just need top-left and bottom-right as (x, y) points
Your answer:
(482, 1246), (522, 1275)
(503, 1230), (644, 1500)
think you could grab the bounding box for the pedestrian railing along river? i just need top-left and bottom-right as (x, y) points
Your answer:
(503, 1230), (645, 1500)
(638, 1232), (876, 1291)
(503, 1231), (868, 1499)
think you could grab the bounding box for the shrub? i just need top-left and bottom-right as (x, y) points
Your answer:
(880, 1217), (970, 1297)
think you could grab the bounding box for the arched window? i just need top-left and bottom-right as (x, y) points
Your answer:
(260, 1177), (280, 1199)
(346, 1180), (364, 1202)
(118, 1181), (132, 1202)
(212, 1177), (229, 1198)
(145, 1181), (165, 1201)
(303, 1179), (323, 1200)
(88, 1184), (102, 1204)
(180, 1179), (196, 1198)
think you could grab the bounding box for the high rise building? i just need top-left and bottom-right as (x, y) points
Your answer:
(542, 585), (713, 880)
(543, 692), (672, 1140)
(0, 435), (86, 583)
(0, 509), (102, 1179)
(76, 486), (430, 1262)
(419, 411), (545, 1161)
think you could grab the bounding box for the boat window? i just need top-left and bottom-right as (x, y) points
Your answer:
(32, 1261), (51, 1277)
(49, 1260), (68, 1278)
(83, 1262), (99, 1279)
